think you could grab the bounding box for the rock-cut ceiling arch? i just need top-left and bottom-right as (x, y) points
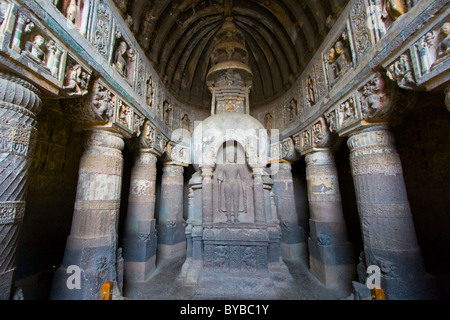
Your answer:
(114, 0), (349, 110)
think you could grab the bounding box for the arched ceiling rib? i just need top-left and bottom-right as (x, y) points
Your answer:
(119, 0), (349, 110)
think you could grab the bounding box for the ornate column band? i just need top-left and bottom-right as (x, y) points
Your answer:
(50, 129), (124, 300)
(347, 126), (426, 299)
(0, 71), (41, 300)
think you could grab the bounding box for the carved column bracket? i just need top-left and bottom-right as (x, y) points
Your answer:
(323, 72), (403, 137)
(293, 116), (337, 155)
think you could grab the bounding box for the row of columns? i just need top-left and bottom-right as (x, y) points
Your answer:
(49, 131), (187, 299)
(0, 71), (434, 299)
(279, 125), (425, 299)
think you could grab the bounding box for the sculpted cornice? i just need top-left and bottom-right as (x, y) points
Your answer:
(255, 0), (449, 146)
(0, 0), (206, 151)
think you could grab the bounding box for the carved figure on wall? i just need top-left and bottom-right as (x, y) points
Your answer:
(360, 74), (387, 118)
(92, 84), (114, 121)
(312, 122), (323, 146)
(118, 102), (131, 128)
(386, 0), (407, 20)
(386, 53), (415, 89)
(438, 22), (450, 58)
(163, 101), (172, 126)
(114, 41), (128, 77)
(24, 35), (47, 64)
(126, 47), (135, 83)
(306, 75), (316, 106)
(325, 111), (337, 132)
(418, 31), (437, 74)
(288, 99), (297, 121)
(181, 113), (191, 133)
(146, 74), (153, 107)
(335, 40), (351, 77)
(65, 0), (78, 23)
(326, 35), (352, 86)
(63, 63), (90, 96)
(214, 145), (249, 223)
(264, 112), (272, 136)
(326, 47), (338, 85)
(368, 0), (388, 41)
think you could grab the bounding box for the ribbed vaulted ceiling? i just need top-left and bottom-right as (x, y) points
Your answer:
(115, 0), (349, 110)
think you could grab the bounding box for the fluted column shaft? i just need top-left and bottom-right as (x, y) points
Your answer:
(271, 162), (306, 261)
(157, 163), (185, 259)
(51, 130), (124, 300)
(123, 150), (158, 281)
(347, 125), (425, 299)
(0, 72), (41, 300)
(305, 149), (355, 290)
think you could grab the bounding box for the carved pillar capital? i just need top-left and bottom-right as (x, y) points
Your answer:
(0, 71), (41, 114)
(83, 129), (125, 151)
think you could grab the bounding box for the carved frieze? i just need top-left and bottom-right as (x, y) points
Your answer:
(92, 0), (112, 59)
(293, 117), (331, 154)
(0, 5), (67, 86)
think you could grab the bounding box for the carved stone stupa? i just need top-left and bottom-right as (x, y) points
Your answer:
(178, 17), (293, 298)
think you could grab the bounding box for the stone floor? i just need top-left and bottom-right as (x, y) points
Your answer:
(123, 255), (349, 300)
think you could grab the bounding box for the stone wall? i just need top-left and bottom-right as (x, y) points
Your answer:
(392, 95), (450, 298)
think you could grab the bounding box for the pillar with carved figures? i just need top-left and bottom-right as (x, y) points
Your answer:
(0, 72), (41, 300)
(50, 129), (125, 300)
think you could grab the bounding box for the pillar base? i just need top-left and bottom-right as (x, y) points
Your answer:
(50, 236), (118, 300)
(308, 237), (356, 292)
(0, 269), (14, 300)
(157, 241), (187, 259)
(123, 219), (157, 282)
(157, 219), (186, 259)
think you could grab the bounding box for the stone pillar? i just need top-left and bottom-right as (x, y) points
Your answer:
(347, 125), (426, 299)
(305, 149), (355, 291)
(201, 167), (214, 225)
(122, 149), (158, 281)
(179, 171), (203, 285)
(50, 130), (124, 300)
(271, 162), (306, 261)
(252, 167), (266, 225)
(157, 163), (186, 259)
(0, 72), (41, 300)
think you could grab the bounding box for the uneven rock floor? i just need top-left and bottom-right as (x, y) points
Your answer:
(123, 255), (348, 300)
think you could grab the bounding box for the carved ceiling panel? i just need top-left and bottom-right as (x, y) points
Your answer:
(114, 0), (350, 110)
